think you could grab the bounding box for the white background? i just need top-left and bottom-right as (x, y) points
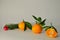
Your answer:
(0, 0), (60, 40)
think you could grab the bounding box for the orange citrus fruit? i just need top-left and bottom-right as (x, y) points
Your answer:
(32, 24), (42, 34)
(18, 21), (25, 31)
(46, 28), (58, 38)
(32, 15), (46, 34)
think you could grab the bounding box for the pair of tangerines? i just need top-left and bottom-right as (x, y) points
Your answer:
(18, 15), (58, 38)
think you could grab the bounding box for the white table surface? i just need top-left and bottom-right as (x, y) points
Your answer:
(0, 28), (60, 40)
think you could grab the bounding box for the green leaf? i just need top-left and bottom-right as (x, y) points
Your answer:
(46, 26), (50, 31)
(13, 24), (18, 28)
(43, 26), (51, 31)
(32, 15), (46, 26)
(7, 24), (18, 30)
(25, 22), (32, 30)
(32, 15), (42, 23)
(52, 26), (58, 33)
(32, 15), (38, 21)
(23, 20), (27, 31)
(40, 19), (46, 26)
(37, 17), (42, 22)
(44, 25), (58, 33)
(24, 25), (26, 31)
(32, 15), (42, 22)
